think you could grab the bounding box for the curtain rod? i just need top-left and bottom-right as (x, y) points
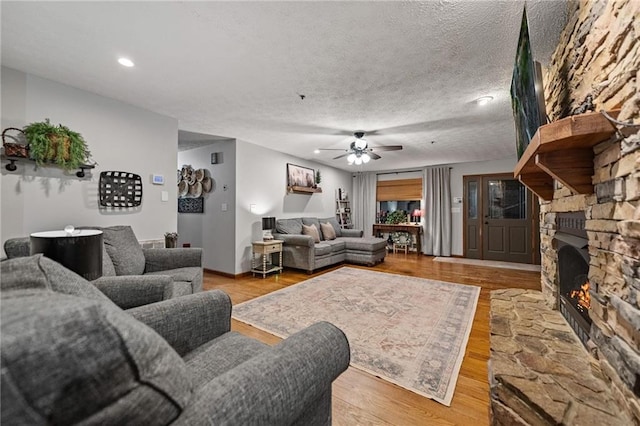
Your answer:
(376, 167), (452, 176)
(376, 169), (422, 176)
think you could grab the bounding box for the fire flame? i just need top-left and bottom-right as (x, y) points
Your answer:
(570, 281), (591, 312)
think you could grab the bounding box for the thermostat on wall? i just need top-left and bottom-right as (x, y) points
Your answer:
(152, 174), (165, 185)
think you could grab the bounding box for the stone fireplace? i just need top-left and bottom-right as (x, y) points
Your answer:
(489, 1), (639, 424)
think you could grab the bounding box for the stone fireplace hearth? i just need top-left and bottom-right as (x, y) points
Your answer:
(489, 289), (631, 425)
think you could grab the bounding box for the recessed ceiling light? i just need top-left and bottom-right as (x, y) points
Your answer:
(313, 149), (320, 154)
(476, 96), (494, 106)
(118, 57), (134, 67)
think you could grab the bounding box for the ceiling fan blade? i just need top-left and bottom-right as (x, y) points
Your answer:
(333, 152), (352, 160)
(369, 145), (403, 152)
(317, 148), (348, 151)
(369, 152), (382, 160)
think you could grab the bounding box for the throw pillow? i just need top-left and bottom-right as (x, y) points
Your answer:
(102, 226), (146, 276)
(302, 223), (321, 243)
(319, 217), (342, 237)
(302, 218), (324, 240)
(1, 255), (118, 309)
(320, 222), (336, 240)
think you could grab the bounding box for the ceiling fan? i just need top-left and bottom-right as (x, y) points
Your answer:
(318, 132), (403, 165)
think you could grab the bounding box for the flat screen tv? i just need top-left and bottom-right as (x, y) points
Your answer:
(511, 7), (548, 160)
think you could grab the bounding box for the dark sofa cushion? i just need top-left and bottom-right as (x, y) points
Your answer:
(102, 226), (146, 276)
(275, 218), (303, 235)
(1, 290), (192, 425)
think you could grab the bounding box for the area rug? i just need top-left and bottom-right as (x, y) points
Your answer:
(434, 256), (541, 272)
(232, 267), (480, 406)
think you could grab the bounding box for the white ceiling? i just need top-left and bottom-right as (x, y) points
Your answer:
(1, 1), (568, 172)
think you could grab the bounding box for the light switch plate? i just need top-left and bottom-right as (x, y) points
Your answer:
(221, 203), (228, 211)
(161, 191), (169, 202)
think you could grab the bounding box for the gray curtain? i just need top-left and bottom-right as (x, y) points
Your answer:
(422, 167), (452, 256)
(352, 172), (377, 237)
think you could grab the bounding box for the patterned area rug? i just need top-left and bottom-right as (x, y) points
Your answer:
(232, 267), (480, 406)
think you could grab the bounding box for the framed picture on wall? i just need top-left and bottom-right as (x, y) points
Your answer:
(287, 163), (315, 188)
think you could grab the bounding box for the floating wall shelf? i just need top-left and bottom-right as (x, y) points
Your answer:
(2, 155), (95, 178)
(287, 186), (322, 194)
(513, 110), (619, 201)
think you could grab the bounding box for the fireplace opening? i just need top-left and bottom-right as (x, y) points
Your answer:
(558, 245), (592, 345)
(555, 212), (592, 346)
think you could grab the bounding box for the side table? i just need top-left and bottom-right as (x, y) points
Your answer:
(251, 240), (283, 278)
(30, 229), (103, 280)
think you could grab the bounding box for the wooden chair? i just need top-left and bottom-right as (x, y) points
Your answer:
(391, 232), (411, 254)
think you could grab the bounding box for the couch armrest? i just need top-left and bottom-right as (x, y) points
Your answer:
(143, 248), (203, 272)
(272, 233), (314, 247)
(177, 321), (350, 425)
(127, 290), (231, 356)
(93, 275), (172, 309)
(341, 228), (363, 238)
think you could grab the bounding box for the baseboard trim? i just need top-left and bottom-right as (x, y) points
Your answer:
(203, 268), (250, 279)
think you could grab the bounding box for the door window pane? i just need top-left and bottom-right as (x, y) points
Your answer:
(488, 179), (527, 219)
(467, 181), (478, 219)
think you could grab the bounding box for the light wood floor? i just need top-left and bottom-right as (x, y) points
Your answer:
(203, 253), (541, 426)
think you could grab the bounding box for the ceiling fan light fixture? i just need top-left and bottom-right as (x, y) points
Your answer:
(347, 153), (357, 163)
(362, 153), (371, 163)
(354, 156), (363, 165)
(354, 138), (367, 150)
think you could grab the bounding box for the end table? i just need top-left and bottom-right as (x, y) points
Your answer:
(251, 240), (283, 278)
(30, 229), (103, 280)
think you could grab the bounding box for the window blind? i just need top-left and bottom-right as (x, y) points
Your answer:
(376, 178), (422, 201)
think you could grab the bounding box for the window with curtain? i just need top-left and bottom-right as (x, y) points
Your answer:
(376, 178), (423, 223)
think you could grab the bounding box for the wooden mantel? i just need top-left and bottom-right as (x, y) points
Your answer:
(513, 110), (619, 200)
(287, 185), (322, 194)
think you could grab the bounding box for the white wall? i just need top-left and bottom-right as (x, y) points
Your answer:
(177, 140), (236, 274)
(235, 140), (352, 274)
(1, 67), (178, 254)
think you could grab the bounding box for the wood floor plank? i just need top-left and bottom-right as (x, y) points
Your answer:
(203, 253), (540, 425)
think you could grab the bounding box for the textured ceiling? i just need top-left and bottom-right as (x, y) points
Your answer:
(1, 1), (568, 172)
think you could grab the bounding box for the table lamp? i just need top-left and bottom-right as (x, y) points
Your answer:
(262, 217), (276, 240)
(412, 209), (422, 224)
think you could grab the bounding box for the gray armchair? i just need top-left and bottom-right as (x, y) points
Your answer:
(2, 225), (203, 309)
(1, 255), (350, 425)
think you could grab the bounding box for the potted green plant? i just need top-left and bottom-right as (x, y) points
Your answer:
(315, 169), (322, 188)
(385, 210), (407, 224)
(23, 118), (90, 170)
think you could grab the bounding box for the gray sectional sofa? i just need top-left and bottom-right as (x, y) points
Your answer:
(273, 217), (386, 273)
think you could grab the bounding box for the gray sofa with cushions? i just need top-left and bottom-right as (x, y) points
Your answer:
(1, 254), (350, 425)
(273, 217), (387, 273)
(3, 225), (202, 309)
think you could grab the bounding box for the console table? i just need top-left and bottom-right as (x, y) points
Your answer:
(372, 223), (423, 254)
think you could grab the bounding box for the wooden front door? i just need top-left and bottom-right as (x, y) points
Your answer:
(464, 174), (539, 264)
